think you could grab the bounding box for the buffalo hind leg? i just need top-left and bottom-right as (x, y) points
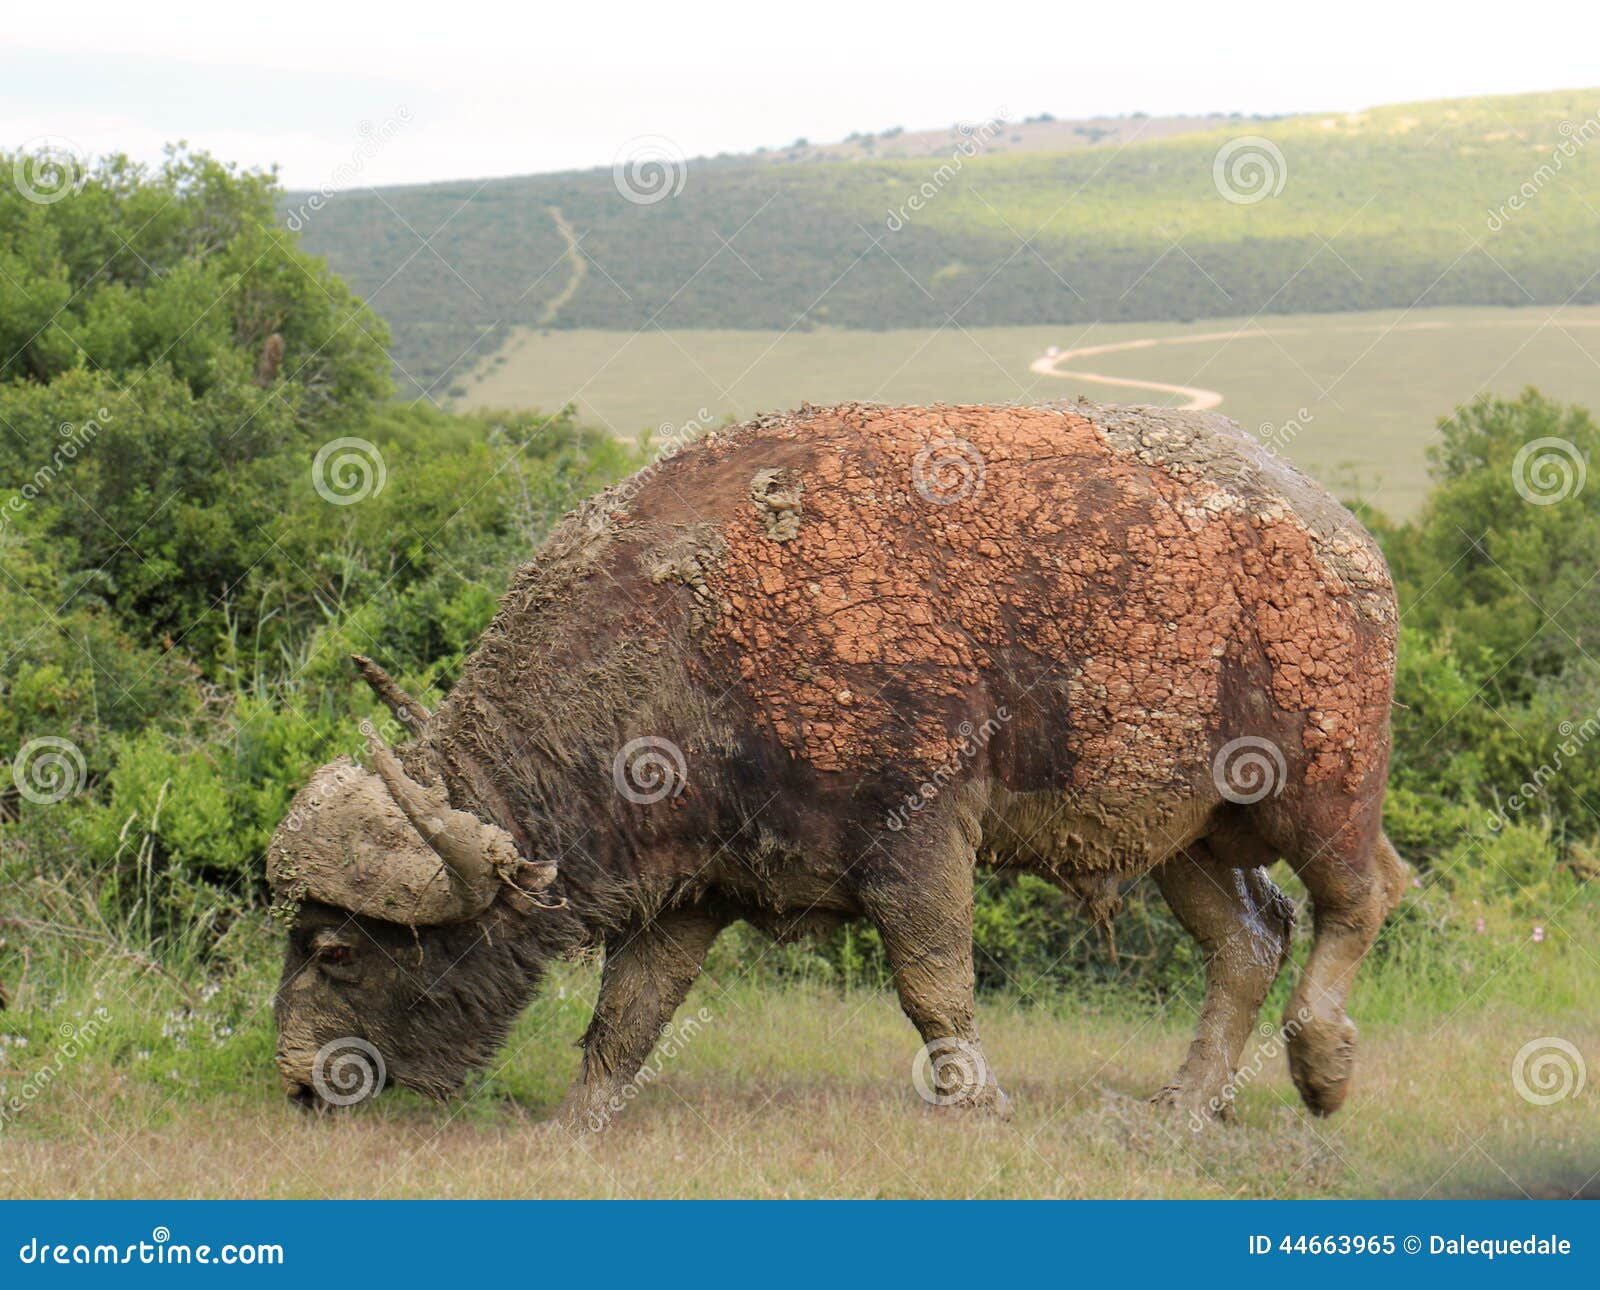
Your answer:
(1153, 843), (1295, 1122)
(859, 830), (1010, 1119)
(1284, 829), (1409, 1116)
(555, 904), (725, 1131)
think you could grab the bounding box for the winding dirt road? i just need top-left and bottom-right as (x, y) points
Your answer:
(1029, 317), (1600, 412)
(1029, 337), (1226, 410)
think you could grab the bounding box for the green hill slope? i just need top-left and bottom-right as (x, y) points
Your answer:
(288, 90), (1600, 397)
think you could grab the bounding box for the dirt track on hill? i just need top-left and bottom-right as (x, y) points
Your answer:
(1030, 338), (1225, 409)
(1029, 316), (1600, 412)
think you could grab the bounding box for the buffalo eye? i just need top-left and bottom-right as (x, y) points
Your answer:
(309, 939), (361, 980)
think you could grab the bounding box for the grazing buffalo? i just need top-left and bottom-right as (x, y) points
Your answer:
(270, 400), (1407, 1124)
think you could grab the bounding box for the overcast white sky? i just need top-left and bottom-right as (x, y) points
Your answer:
(4, 0), (1595, 189)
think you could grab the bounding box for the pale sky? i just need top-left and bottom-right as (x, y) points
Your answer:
(5, 0), (1596, 189)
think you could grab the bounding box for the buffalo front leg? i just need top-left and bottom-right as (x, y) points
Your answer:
(1153, 843), (1295, 1123)
(556, 905), (725, 1131)
(859, 832), (1010, 1119)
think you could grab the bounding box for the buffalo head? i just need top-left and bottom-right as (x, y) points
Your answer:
(268, 658), (557, 1109)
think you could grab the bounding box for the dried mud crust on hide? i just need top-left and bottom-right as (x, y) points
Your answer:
(594, 400), (1397, 801)
(392, 397), (1397, 917)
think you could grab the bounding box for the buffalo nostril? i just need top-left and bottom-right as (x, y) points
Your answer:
(287, 1082), (319, 1110)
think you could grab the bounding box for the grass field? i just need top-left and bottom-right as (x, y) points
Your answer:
(454, 305), (1600, 519)
(3, 900), (1596, 1200)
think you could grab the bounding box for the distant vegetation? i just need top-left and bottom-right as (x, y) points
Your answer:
(285, 90), (1600, 396)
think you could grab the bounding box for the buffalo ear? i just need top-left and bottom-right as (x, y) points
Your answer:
(351, 654), (431, 731)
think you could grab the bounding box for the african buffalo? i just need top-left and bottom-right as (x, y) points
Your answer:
(269, 400), (1408, 1125)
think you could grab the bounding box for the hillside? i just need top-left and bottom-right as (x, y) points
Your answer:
(286, 90), (1600, 398)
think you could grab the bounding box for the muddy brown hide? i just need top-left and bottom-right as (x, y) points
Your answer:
(270, 400), (1403, 1119)
(428, 400), (1394, 900)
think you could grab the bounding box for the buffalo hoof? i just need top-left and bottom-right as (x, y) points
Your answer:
(927, 1083), (1013, 1122)
(1287, 1014), (1358, 1117)
(551, 1083), (626, 1134)
(1150, 1082), (1236, 1127)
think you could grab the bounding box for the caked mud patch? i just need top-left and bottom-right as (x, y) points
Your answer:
(639, 401), (1398, 793)
(748, 466), (804, 541)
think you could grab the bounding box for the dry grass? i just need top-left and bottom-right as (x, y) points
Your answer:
(4, 981), (1594, 1199)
